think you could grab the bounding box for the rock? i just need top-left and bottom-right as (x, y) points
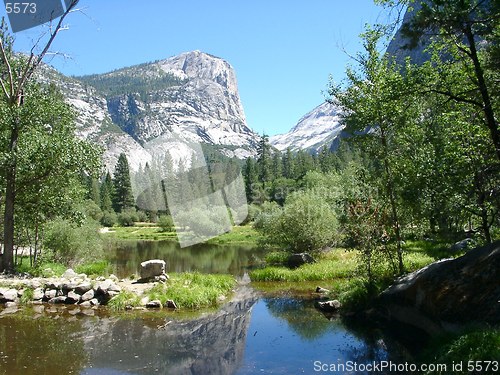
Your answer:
(96, 280), (121, 295)
(79, 301), (92, 307)
(287, 253), (315, 268)
(67, 291), (81, 303)
(166, 300), (178, 309)
(74, 282), (92, 295)
(450, 238), (475, 253)
(140, 296), (150, 306)
(4, 301), (17, 308)
(377, 241), (500, 336)
(44, 289), (57, 300)
(33, 288), (44, 301)
(108, 274), (119, 282)
(156, 274), (169, 283)
(0, 306), (18, 316)
(315, 300), (341, 312)
(90, 298), (99, 306)
(315, 286), (330, 294)
(80, 289), (95, 302)
(48, 296), (68, 304)
(146, 300), (163, 309)
(0, 288), (19, 302)
(139, 260), (166, 281)
(61, 282), (78, 293)
(62, 269), (78, 279)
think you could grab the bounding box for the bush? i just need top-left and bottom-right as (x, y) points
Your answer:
(100, 210), (117, 227)
(157, 215), (174, 232)
(75, 260), (113, 277)
(254, 191), (338, 252)
(43, 218), (103, 266)
(117, 208), (139, 227)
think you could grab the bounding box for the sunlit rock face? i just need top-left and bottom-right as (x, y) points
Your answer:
(40, 50), (259, 173)
(377, 241), (500, 336)
(81, 287), (258, 375)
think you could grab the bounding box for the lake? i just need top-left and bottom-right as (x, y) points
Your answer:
(107, 240), (267, 279)
(0, 242), (414, 374)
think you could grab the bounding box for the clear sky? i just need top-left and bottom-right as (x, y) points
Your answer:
(2, 0), (392, 136)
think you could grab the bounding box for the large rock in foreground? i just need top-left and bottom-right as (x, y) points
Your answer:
(377, 241), (500, 336)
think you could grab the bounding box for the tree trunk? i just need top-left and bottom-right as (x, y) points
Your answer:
(2, 122), (19, 273)
(464, 24), (500, 161)
(380, 127), (405, 275)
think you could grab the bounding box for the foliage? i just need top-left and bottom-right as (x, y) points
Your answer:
(75, 260), (113, 277)
(250, 250), (357, 282)
(157, 215), (174, 232)
(421, 329), (500, 374)
(147, 272), (236, 309)
(42, 218), (104, 266)
(100, 210), (118, 227)
(107, 291), (141, 311)
(117, 208), (139, 227)
(112, 153), (135, 212)
(254, 191), (338, 252)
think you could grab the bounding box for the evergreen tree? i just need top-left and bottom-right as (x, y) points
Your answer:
(272, 152), (283, 179)
(257, 134), (272, 184)
(282, 148), (296, 179)
(100, 172), (114, 212)
(112, 153), (135, 212)
(244, 157), (259, 203)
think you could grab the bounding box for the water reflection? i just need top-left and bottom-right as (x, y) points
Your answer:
(0, 294), (412, 375)
(109, 241), (266, 279)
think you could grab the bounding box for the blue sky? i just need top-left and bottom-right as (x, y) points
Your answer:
(3, 0), (392, 136)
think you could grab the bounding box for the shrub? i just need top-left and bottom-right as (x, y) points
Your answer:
(100, 210), (117, 227)
(157, 215), (174, 232)
(117, 208), (139, 227)
(43, 218), (103, 266)
(254, 191), (338, 252)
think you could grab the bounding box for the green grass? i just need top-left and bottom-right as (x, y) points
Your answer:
(102, 224), (262, 245)
(419, 328), (500, 374)
(250, 250), (358, 282)
(75, 260), (113, 277)
(15, 259), (67, 277)
(102, 226), (177, 240)
(147, 272), (236, 309)
(108, 291), (142, 311)
(206, 225), (262, 245)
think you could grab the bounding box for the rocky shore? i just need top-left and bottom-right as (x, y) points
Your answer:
(0, 260), (171, 312)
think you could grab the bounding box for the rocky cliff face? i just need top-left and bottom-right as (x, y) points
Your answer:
(270, 102), (344, 153)
(44, 51), (259, 172)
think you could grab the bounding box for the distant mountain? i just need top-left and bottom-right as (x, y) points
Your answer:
(42, 51), (259, 172)
(270, 102), (344, 153)
(272, 2), (432, 154)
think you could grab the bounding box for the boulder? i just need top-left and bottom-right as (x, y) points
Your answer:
(80, 289), (95, 302)
(450, 238), (475, 253)
(315, 286), (330, 294)
(33, 288), (45, 301)
(67, 291), (81, 303)
(44, 289), (57, 300)
(315, 300), (341, 312)
(377, 241), (500, 336)
(74, 282), (92, 295)
(0, 288), (18, 302)
(166, 299), (178, 309)
(139, 259), (166, 280)
(146, 300), (163, 309)
(287, 253), (315, 268)
(48, 296), (68, 304)
(62, 269), (78, 279)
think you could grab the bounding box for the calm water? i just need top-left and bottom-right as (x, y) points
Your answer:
(108, 240), (267, 279)
(0, 243), (412, 374)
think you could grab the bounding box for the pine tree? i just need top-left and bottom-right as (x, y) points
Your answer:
(112, 153), (135, 212)
(257, 134), (272, 184)
(100, 172), (114, 212)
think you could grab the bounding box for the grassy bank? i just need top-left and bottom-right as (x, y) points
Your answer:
(250, 239), (457, 310)
(108, 272), (236, 310)
(101, 224), (261, 245)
